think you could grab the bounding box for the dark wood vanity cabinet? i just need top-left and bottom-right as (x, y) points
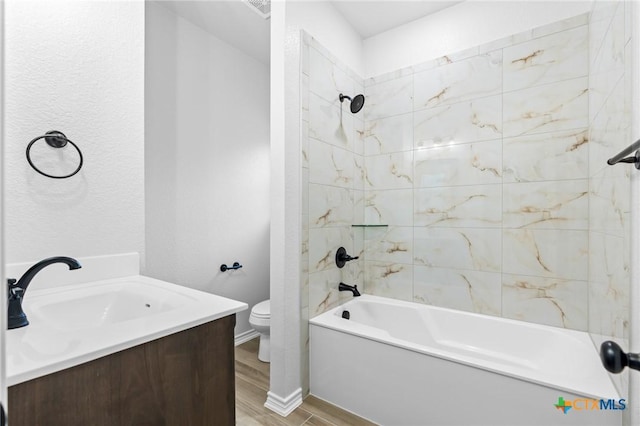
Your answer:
(8, 314), (236, 426)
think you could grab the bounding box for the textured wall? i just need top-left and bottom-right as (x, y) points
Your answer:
(4, 1), (145, 264)
(145, 3), (270, 336)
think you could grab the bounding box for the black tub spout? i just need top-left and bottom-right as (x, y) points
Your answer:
(339, 282), (361, 297)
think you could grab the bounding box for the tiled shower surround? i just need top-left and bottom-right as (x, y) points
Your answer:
(300, 4), (631, 391)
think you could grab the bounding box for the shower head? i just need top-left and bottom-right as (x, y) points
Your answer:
(339, 93), (365, 114)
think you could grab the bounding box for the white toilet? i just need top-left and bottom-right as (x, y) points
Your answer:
(249, 300), (270, 362)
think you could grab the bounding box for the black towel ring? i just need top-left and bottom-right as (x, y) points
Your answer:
(26, 131), (83, 179)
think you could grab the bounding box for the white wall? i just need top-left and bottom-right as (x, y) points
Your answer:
(287, 0), (364, 77)
(4, 1), (144, 264)
(145, 2), (270, 336)
(264, 0), (304, 414)
(363, 1), (592, 77)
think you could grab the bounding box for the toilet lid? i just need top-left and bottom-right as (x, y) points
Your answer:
(252, 300), (270, 317)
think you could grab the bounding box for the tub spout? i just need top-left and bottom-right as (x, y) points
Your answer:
(339, 282), (361, 297)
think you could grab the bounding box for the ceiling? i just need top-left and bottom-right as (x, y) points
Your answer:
(156, 1), (271, 65)
(156, 0), (462, 65)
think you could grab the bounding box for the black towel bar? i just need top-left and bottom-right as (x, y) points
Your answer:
(607, 138), (640, 169)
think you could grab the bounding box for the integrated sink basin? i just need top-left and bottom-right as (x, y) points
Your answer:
(28, 280), (198, 331)
(6, 275), (247, 386)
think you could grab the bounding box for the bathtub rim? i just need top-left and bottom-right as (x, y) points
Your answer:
(309, 294), (620, 401)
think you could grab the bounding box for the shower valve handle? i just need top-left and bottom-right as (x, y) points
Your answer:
(335, 247), (358, 268)
(600, 341), (640, 373)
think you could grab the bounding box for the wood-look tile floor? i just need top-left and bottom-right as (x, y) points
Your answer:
(235, 339), (377, 426)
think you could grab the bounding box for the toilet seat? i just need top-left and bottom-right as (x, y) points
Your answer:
(251, 300), (270, 318)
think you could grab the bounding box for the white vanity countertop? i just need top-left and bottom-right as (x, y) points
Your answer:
(6, 275), (247, 386)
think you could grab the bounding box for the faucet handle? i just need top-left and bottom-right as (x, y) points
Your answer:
(7, 278), (16, 286)
(9, 287), (24, 299)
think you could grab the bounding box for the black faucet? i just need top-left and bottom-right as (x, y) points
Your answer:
(7, 256), (82, 329)
(339, 282), (361, 297)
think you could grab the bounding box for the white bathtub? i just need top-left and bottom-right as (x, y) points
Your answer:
(309, 295), (623, 426)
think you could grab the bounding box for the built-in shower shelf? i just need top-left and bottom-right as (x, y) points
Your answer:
(351, 224), (388, 228)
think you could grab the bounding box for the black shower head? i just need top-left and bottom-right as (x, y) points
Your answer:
(339, 93), (365, 114)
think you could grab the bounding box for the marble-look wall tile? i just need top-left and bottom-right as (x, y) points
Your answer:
(504, 25), (587, 92)
(590, 0), (621, 25)
(589, 4), (625, 122)
(503, 180), (588, 230)
(309, 268), (353, 317)
(364, 261), (413, 301)
(364, 66), (413, 89)
(503, 128), (588, 182)
(364, 189), (413, 226)
(308, 138), (354, 189)
(364, 74), (413, 121)
(531, 13), (588, 39)
(413, 46), (480, 74)
(589, 166), (630, 236)
(502, 229), (588, 280)
(308, 227), (352, 273)
(364, 226), (413, 264)
(589, 76), (625, 177)
(364, 113), (413, 155)
(301, 119), (309, 169)
(414, 139), (502, 188)
(502, 274), (588, 330)
(589, 231), (629, 287)
(309, 46), (354, 105)
(503, 77), (588, 137)
(413, 266), (501, 316)
(413, 51), (502, 109)
(301, 74), (310, 122)
(300, 15), (630, 337)
(364, 151), (413, 190)
(414, 184), (502, 228)
(354, 117), (365, 156)
(479, 30), (534, 55)
(414, 95), (502, 149)
(589, 277), (629, 339)
(308, 184), (354, 228)
(309, 93), (354, 151)
(414, 227), (502, 272)
(353, 153), (365, 190)
(302, 166), (309, 213)
(301, 34), (310, 76)
(352, 189), (365, 225)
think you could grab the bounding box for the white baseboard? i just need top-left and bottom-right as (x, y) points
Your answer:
(235, 329), (260, 346)
(264, 388), (303, 417)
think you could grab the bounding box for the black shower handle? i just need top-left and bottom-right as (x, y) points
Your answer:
(600, 341), (640, 373)
(335, 247), (358, 268)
